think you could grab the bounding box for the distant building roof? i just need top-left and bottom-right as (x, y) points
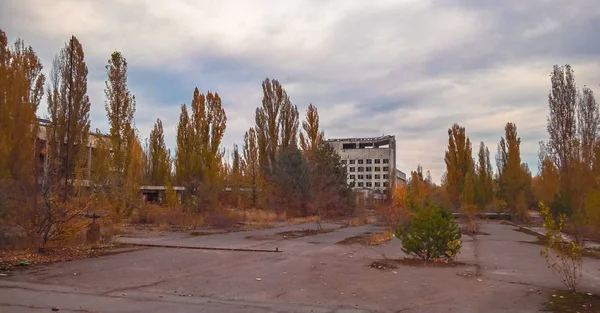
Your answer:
(325, 135), (395, 143)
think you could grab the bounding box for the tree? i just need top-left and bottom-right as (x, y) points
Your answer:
(175, 87), (227, 211)
(104, 51), (136, 217)
(46, 36), (91, 199)
(444, 124), (474, 209)
(299, 104), (324, 154)
(146, 118), (171, 185)
(279, 99), (299, 149)
(255, 78), (294, 177)
(242, 128), (260, 208)
(229, 143), (242, 208)
(540, 203), (582, 292)
(475, 142), (493, 209)
(547, 65), (577, 181)
(0, 31), (45, 222)
(497, 123), (527, 218)
(407, 165), (429, 208)
(272, 146), (310, 216)
(396, 204), (462, 262)
(309, 142), (352, 217)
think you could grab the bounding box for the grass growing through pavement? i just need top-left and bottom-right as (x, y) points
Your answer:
(544, 291), (600, 313)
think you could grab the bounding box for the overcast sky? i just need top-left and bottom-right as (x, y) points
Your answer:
(2, 0), (600, 182)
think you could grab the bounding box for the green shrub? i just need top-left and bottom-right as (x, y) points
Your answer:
(540, 203), (582, 292)
(396, 204), (462, 261)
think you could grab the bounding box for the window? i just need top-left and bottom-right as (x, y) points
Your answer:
(341, 160), (347, 164)
(383, 182), (388, 187)
(349, 160), (355, 164)
(375, 159), (381, 164)
(358, 182), (364, 187)
(383, 159), (389, 164)
(383, 166), (389, 171)
(349, 174), (356, 179)
(366, 182), (372, 187)
(349, 167), (355, 172)
(374, 166), (380, 171)
(366, 174), (372, 179)
(375, 174), (381, 179)
(366, 159), (372, 164)
(357, 166), (364, 172)
(375, 182), (381, 187)
(349, 181), (356, 187)
(383, 174), (389, 179)
(358, 159), (364, 164)
(366, 167), (372, 172)
(358, 175), (364, 179)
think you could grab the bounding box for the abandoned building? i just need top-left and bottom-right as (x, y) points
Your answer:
(325, 135), (406, 192)
(35, 118), (185, 203)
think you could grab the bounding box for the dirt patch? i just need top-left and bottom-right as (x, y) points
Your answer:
(245, 229), (334, 241)
(369, 258), (469, 270)
(337, 231), (393, 246)
(0, 243), (141, 272)
(543, 291), (600, 313)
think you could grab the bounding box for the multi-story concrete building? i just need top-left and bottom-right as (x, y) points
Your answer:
(326, 135), (405, 192)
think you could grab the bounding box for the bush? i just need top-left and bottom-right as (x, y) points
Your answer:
(540, 203), (582, 292)
(396, 204), (462, 262)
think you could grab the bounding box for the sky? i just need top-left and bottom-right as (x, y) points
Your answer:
(2, 0), (600, 182)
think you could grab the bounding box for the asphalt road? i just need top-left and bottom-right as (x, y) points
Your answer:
(1, 221), (599, 312)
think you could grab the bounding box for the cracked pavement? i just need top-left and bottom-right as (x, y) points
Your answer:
(1, 221), (599, 312)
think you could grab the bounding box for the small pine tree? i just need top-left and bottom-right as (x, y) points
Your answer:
(396, 204), (462, 262)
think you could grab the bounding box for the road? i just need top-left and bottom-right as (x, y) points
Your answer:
(1, 221), (599, 312)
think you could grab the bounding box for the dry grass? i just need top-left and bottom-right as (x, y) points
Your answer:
(287, 215), (320, 225)
(130, 205), (204, 230)
(348, 217), (367, 226)
(368, 229), (394, 245)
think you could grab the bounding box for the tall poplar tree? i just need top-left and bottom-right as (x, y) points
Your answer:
(243, 128), (260, 208)
(147, 118), (171, 185)
(105, 51), (136, 177)
(444, 123), (474, 209)
(175, 87), (227, 209)
(47, 36), (91, 198)
(299, 103), (324, 154)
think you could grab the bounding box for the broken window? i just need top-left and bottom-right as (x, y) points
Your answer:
(375, 174), (381, 179)
(383, 166), (389, 172)
(366, 174), (372, 179)
(366, 167), (372, 172)
(358, 175), (364, 179)
(357, 167), (364, 172)
(366, 159), (372, 164)
(375, 182), (380, 187)
(349, 160), (355, 164)
(366, 182), (372, 187)
(343, 143), (357, 149)
(358, 159), (364, 164)
(374, 167), (380, 171)
(349, 167), (355, 172)
(383, 159), (389, 164)
(383, 182), (388, 187)
(383, 174), (389, 179)
(349, 182), (356, 187)
(358, 182), (364, 187)
(375, 159), (381, 164)
(349, 174), (356, 179)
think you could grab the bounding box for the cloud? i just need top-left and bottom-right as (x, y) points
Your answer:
(2, 0), (600, 182)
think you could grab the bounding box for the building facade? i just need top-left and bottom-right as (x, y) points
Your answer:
(325, 135), (405, 192)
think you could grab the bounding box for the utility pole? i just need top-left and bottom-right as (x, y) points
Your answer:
(63, 36), (73, 202)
